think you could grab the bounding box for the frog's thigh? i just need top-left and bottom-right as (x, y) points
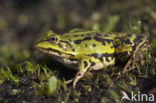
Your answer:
(90, 62), (104, 70)
(90, 57), (115, 71)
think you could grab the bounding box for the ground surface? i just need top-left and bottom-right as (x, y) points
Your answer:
(0, 0), (156, 103)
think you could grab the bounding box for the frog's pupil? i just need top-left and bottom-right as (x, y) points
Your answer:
(51, 37), (55, 41)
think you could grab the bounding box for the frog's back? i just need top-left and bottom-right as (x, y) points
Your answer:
(61, 31), (116, 55)
(59, 31), (146, 57)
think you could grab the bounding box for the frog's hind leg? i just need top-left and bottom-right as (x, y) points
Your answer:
(122, 38), (148, 74)
(73, 56), (92, 88)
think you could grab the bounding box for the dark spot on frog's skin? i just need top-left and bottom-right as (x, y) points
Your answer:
(93, 36), (101, 42)
(78, 73), (82, 76)
(88, 53), (114, 62)
(58, 43), (61, 48)
(83, 37), (92, 41)
(99, 56), (103, 61)
(105, 56), (110, 62)
(85, 44), (88, 47)
(125, 39), (132, 44)
(96, 33), (102, 36)
(68, 39), (72, 42)
(111, 56), (114, 60)
(91, 62), (96, 66)
(74, 37), (92, 44)
(93, 36), (114, 46)
(84, 61), (88, 68)
(133, 38), (137, 43)
(111, 46), (114, 48)
(128, 33), (132, 37)
(74, 35), (78, 37)
(74, 40), (82, 44)
(81, 34), (85, 36)
(106, 39), (113, 44)
(102, 42), (105, 45)
(92, 44), (96, 47)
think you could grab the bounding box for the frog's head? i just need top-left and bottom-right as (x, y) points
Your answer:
(34, 31), (75, 58)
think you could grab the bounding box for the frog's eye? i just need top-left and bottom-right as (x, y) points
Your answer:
(50, 36), (58, 44)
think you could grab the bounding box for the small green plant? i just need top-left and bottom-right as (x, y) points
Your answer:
(128, 74), (137, 86)
(47, 76), (57, 95)
(0, 67), (19, 85)
(12, 89), (21, 95)
(33, 76), (58, 95)
(151, 39), (156, 49)
(108, 89), (120, 103)
(129, 20), (142, 33)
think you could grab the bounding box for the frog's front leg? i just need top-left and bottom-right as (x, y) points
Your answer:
(73, 56), (92, 88)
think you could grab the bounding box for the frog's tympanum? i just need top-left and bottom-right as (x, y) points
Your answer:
(34, 29), (148, 88)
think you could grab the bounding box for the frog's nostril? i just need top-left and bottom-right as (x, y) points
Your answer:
(59, 43), (67, 50)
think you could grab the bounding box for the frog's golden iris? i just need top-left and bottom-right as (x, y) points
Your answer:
(34, 30), (148, 88)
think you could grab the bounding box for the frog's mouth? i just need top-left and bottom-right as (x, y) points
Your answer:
(35, 46), (75, 58)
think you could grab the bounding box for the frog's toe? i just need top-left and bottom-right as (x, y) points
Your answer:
(65, 79), (73, 84)
(73, 79), (78, 88)
(73, 72), (83, 88)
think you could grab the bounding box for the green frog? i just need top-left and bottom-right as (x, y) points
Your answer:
(34, 29), (148, 88)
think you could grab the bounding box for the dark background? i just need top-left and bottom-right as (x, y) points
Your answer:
(1, 0), (156, 46)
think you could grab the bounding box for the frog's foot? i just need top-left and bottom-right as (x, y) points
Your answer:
(122, 58), (133, 74)
(122, 52), (139, 74)
(73, 72), (85, 88)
